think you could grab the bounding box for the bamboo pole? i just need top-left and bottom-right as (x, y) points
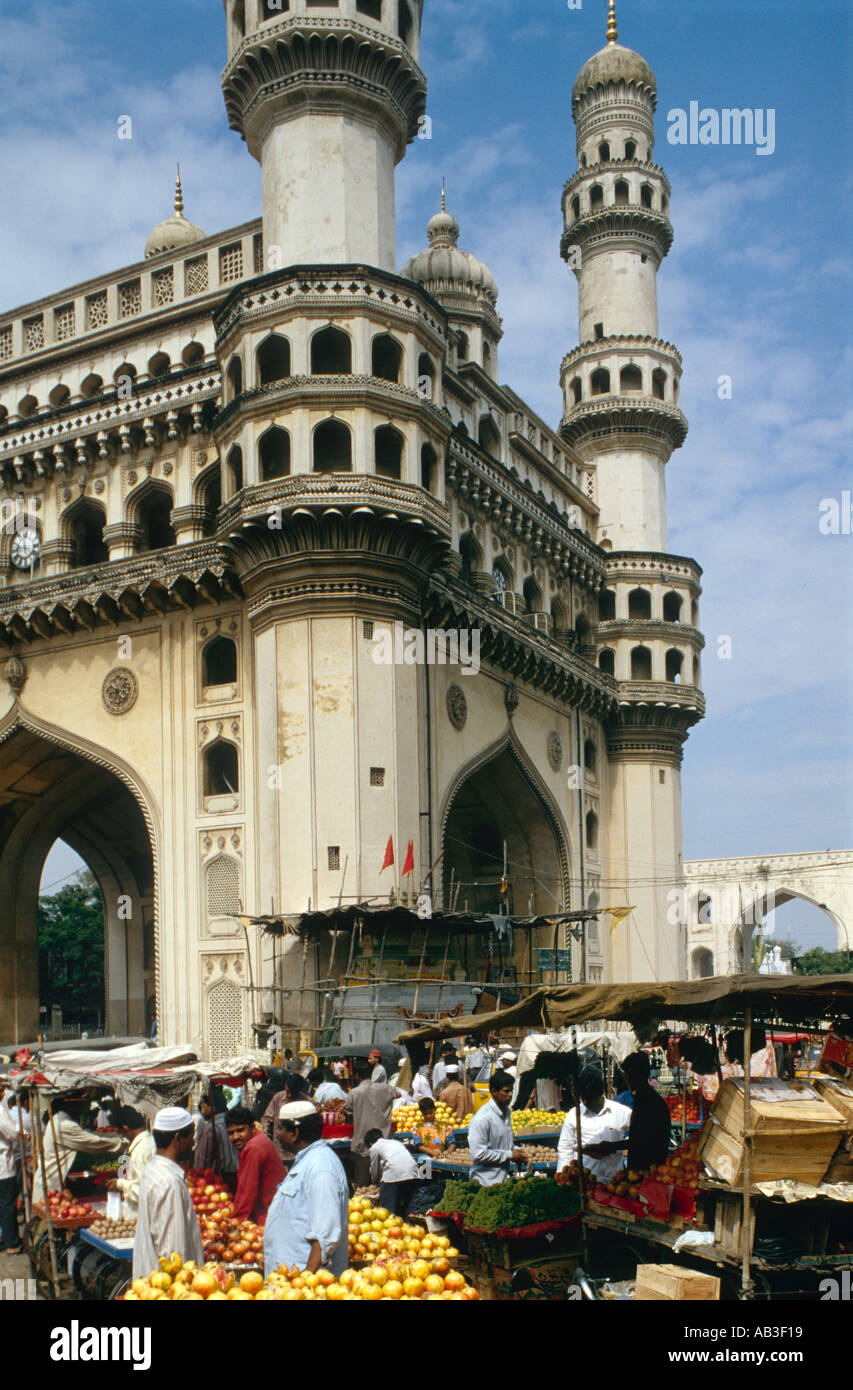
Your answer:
(681, 1060), (689, 1148)
(31, 1100), (61, 1300)
(16, 1096), (31, 1224)
(369, 924), (389, 1047)
(569, 1028), (588, 1265)
(411, 920), (430, 1024)
(740, 1007), (754, 1300)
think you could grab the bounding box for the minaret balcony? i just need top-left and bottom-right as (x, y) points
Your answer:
(561, 206), (673, 262)
(560, 395), (687, 452)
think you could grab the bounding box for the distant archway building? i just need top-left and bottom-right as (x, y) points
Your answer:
(0, 4), (704, 1049)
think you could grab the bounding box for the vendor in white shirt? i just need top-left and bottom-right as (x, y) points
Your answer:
(364, 1129), (421, 1215)
(557, 1066), (632, 1184)
(108, 1107), (155, 1219)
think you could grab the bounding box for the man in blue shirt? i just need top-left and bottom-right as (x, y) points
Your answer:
(263, 1102), (349, 1277)
(468, 1070), (530, 1186)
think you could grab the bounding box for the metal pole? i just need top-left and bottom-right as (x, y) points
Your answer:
(740, 1007), (754, 1300)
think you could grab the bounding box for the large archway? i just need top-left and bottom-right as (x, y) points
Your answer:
(440, 738), (571, 988)
(0, 719), (156, 1043)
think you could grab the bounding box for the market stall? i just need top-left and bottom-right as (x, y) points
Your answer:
(397, 973), (853, 1300)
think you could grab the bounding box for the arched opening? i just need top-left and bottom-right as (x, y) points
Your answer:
(483, 341), (492, 372)
(113, 363), (137, 389)
(258, 426), (291, 481)
(585, 810), (598, 851)
(663, 591), (682, 623)
(630, 645), (652, 680)
(584, 739), (597, 776)
(203, 636), (238, 688)
(147, 351), (170, 378)
(575, 613), (591, 648)
(523, 576), (543, 614)
(456, 332), (469, 362)
(620, 364), (644, 394)
(371, 333), (403, 383)
(459, 529), (483, 586)
(652, 368), (667, 400)
(478, 414), (501, 458)
(375, 425), (404, 480)
(356, 0), (381, 15)
(598, 143), (610, 162)
(598, 649), (615, 676)
(442, 744), (567, 932)
(641, 184), (653, 209)
(397, 0), (413, 46)
(182, 341), (205, 367)
(590, 368), (610, 395)
(80, 374), (103, 400)
(420, 442), (438, 493)
(493, 558), (512, 602)
(226, 355), (243, 401)
(200, 465), (221, 537)
(66, 499), (108, 569)
(597, 589), (616, 620)
(18, 395), (39, 418)
(628, 587), (651, 620)
(571, 195), (580, 220)
(135, 486), (176, 552)
(204, 741), (240, 798)
(695, 892), (713, 925)
(257, 334), (291, 385)
(758, 893), (849, 960)
(570, 376), (582, 404)
(226, 444), (244, 493)
(691, 947), (714, 979)
(551, 596), (570, 640)
(614, 179), (629, 206)
(625, 140), (637, 158)
(311, 326), (352, 374)
(313, 419), (352, 473)
(418, 352), (436, 399)
(0, 727), (156, 1041)
(49, 385), (71, 409)
(672, 377), (679, 402)
(665, 648), (683, 684)
(590, 184), (604, 210)
(662, 194), (669, 215)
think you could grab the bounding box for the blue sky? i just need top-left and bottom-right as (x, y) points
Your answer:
(2, 0), (849, 947)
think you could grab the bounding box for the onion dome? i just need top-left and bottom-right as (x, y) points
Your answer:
(401, 189), (498, 307)
(572, 1), (656, 104)
(145, 168), (206, 260)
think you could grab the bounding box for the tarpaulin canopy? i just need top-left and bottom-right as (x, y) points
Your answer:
(395, 974), (853, 1047)
(515, 1029), (640, 1076)
(10, 1043), (264, 1118)
(251, 904), (598, 938)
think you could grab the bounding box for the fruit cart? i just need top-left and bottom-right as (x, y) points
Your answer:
(397, 972), (853, 1301)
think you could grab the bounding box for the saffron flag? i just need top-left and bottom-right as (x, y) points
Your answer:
(380, 836), (394, 872)
(603, 905), (636, 933)
(401, 840), (415, 877)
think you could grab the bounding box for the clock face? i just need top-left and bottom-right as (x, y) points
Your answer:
(10, 527), (40, 570)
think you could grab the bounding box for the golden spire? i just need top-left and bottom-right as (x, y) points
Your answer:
(607, 0), (618, 44)
(174, 164), (184, 218)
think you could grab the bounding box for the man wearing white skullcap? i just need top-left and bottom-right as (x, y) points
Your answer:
(132, 1106), (204, 1280)
(263, 1101), (349, 1278)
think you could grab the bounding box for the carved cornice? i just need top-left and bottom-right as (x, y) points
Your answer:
(560, 207), (673, 261)
(446, 444), (604, 592)
(213, 376), (451, 439)
(561, 336), (682, 373)
(597, 619), (705, 650)
(563, 159), (672, 199)
(221, 18), (427, 159)
(560, 396), (688, 453)
(605, 551), (703, 585)
(214, 265), (447, 352)
(605, 680), (706, 752)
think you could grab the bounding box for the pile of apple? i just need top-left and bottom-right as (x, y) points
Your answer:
(201, 1215), (264, 1264)
(666, 1095), (703, 1124)
(348, 1195), (460, 1266)
(125, 1255), (266, 1301)
(42, 1189), (95, 1223)
(187, 1169), (235, 1220)
(647, 1137), (702, 1190)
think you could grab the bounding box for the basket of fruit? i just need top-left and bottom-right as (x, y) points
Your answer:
(33, 1191), (98, 1229)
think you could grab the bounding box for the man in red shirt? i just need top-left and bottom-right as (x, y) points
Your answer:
(225, 1106), (285, 1226)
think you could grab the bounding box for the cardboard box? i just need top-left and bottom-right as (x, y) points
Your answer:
(635, 1263), (720, 1301)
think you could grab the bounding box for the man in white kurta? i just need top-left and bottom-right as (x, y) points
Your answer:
(557, 1066), (632, 1184)
(112, 1108), (156, 1219)
(132, 1107), (203, 1280)
(31, 1101), (122, 1203)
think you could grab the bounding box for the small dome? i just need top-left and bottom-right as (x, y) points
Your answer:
(145, 169), (206, 260)
(402, 194), (498, 307)
(572, 42), (656, 104)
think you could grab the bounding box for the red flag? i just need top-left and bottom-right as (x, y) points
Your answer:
(380, 836), (394, 872)
(401, 840), (415, 877)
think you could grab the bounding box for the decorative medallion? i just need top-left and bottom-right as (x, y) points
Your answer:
(446, 683), (467, 730)
(102, 666), (138, 715)
(547, 731), (563, 771)
(504, 683), (519, 717)
(4, 655), (27, 696)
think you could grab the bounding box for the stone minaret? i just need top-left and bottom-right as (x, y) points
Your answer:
(560, 2), (705, 980)
(221, 0), (426, 271)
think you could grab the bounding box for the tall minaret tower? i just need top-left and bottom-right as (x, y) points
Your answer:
(221, 0), (427, 271)
(560, 3), (705, 981)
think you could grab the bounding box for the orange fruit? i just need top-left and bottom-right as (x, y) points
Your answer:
(239, 1271), (264, 1295)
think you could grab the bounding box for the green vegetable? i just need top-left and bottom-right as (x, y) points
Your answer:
(464, 1176), (580, 1232)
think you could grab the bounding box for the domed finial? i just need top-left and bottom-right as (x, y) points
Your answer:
(606, 0), (618, 43)
(174, 164), (184, 218)
(441, 178), (446, 214)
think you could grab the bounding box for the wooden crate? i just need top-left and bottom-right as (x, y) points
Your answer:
(699, 1118), (839, 1187)
(825, 1136), (853, 1183)
(712, 1189), (755, 1259)
(713, 1078), (847, 1135)
(635, 1263), (720, 1301)
(814, 1077), (853, 1126)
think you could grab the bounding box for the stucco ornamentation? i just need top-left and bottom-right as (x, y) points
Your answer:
(446, 683), (467, 730)
(547, 731), (563, 771)
(102, 666), (138, 715)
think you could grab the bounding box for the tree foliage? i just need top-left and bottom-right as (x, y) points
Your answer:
(38, 870), (105, 1020)
(791, 947), (853, 976)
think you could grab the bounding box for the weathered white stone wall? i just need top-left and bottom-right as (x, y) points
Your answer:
(578, 246), (659, 341)
(593, 446), (668, 552)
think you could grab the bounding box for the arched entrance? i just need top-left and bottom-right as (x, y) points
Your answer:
(0, 717), (156, 1043)
(440, 737), (571, 986)
(738, 887), (849, 966)
(690, 946), (714, 979)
